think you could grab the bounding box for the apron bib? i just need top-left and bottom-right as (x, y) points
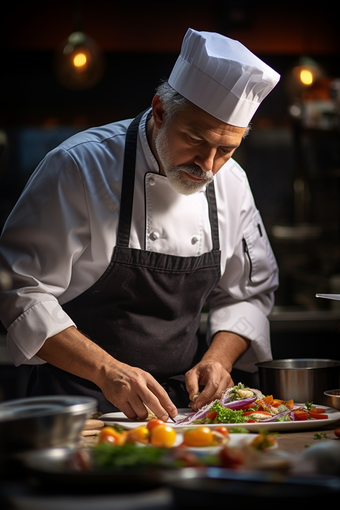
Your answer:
(27, 111), (222, 412)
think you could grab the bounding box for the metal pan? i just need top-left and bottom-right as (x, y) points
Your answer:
(0, 395), (97, 456)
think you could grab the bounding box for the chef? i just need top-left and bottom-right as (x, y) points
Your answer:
(0, 29), (280, 421)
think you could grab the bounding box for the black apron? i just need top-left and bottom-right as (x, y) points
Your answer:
(27, 111), (222, 412)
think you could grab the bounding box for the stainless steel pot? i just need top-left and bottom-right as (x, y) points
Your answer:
(255, 359), (340, 406)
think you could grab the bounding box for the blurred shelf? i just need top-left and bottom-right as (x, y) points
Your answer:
(269, 307), (340, 332)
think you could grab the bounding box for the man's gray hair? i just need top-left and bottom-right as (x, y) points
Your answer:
(155, 81), (191, 122)
(154, 81), (251, 138)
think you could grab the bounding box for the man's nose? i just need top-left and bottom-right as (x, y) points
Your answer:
(194, 147), (217, 172)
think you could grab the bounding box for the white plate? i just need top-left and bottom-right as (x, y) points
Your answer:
(101, 405), (340, 433)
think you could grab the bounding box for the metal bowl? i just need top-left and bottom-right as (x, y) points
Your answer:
(323, 389), (340, 411)
(0, 395), (97, 456)
(256, 359), (340, 406)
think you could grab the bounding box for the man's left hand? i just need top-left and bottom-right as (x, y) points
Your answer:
(185, 359), (233, 411)
(185, 331), (250, 411)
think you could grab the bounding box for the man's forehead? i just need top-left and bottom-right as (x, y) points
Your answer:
(176, 114), (245, 146)
(176, 102), (246, 138)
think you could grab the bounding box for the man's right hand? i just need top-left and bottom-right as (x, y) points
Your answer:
(99, 360), (177, 422)
(37, 326), (177, 422)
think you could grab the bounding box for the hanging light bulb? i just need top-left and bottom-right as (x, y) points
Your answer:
(54, 31), (105, 90)
(285, 56), (324, 98)
(292, 57), (323, 89)
(299, 69), (314, 86)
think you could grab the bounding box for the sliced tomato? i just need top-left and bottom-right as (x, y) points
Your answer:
(310, 408), (326, 414)
(246, 419), (256, 423)
(242, 410), (272, 417)
(293, 410), (309, 420)
(206, 410), (218, 421)
(309, 411), (328, 420)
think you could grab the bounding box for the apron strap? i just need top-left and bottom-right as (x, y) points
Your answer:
(116, 110), (146, 247)
(206, 180), (220, 251)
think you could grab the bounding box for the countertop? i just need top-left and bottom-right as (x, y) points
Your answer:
(1, 420), (340, 509)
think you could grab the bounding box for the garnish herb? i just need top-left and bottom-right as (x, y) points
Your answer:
(92, 443), (166, 470)
(314, 432), (327, 440)
(229, 427), (249, 434)
(208, 402), (247, 424)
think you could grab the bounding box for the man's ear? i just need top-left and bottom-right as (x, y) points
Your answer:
(152, 95), (165, 129)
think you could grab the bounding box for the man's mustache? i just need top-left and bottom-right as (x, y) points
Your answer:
(177, 165), (213, 181)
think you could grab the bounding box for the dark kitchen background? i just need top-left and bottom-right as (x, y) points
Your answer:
(1, 1), (340, 399)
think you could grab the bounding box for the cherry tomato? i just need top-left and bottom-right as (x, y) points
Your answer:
(146, 418), (165, 431)
(214, 426), (229, 436)
(334, 428), (340, 438)
(98, 426), (126, 445)
(150, 424), (177, 448)
(126, 425), (150, 444)
(183, 426), (214, 447)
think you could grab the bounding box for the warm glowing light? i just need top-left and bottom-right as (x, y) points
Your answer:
(73, 53), (87, 68)
(300, 69), (313, 86)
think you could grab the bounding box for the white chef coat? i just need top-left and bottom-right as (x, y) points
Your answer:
(0, 109), (278, 372)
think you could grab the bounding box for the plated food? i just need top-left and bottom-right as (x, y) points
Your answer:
(175, 382), (331, 426)
(101, 382), (340, 433)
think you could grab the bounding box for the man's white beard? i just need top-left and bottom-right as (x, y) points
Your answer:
(154, 123), (214, 195)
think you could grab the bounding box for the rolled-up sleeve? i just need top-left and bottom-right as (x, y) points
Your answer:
(0, 148), (89, 366)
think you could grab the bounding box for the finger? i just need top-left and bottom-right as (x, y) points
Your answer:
(119, 401), (138, 420)
(127, 393), (153, 420)
(194, 378), (226, 410)
(144, 382), (178, 421)
(185, 368), (200, 402)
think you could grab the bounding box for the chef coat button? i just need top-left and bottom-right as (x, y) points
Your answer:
(149, 231), (159, 241)
(149, 177), (155, 186)
(191, 236), (199, 245)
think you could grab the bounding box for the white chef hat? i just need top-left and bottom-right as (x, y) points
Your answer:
(168, 28), (280, 127)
